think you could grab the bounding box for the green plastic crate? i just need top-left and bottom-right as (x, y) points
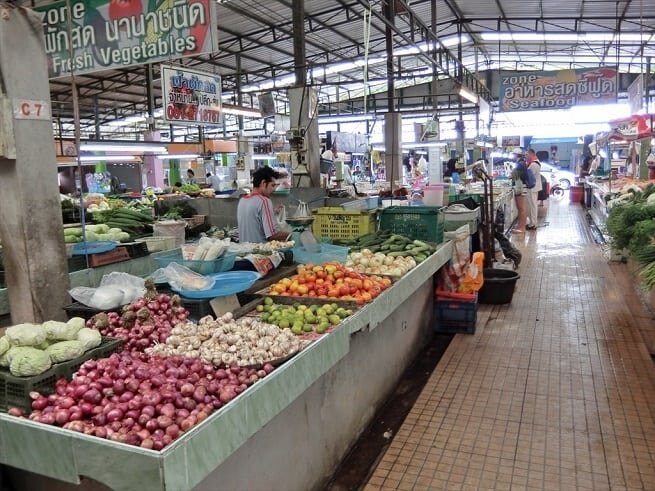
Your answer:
(379, 206), (445, 243)
(0, 337), (122, 413)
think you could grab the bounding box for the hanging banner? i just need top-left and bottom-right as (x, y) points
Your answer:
(628, 75), (644, 115)
(499, 67), (617, 112)
(608, 114), (654, 141)
(36, 0), (218, 79)
(161, 65), (221, 125)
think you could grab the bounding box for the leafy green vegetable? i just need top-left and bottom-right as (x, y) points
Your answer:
(628, 220), (655, 255)
(9, 347), (52, 376)
(45, 340), (85, 363)
(607, 203), (655, 250)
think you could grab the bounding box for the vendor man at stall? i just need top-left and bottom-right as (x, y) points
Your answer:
(237, 166), (290, 243)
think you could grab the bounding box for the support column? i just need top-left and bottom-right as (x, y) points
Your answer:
(385, 112), (402, 189)
(0, 6), (69, 322)
(288, 86), (319, 187)
(144, 130), (165, 188)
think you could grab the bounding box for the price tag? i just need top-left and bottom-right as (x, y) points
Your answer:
(210, 294), (240, 317)
(13, 99), (51, 120)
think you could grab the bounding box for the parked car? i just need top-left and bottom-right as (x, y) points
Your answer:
(539, 162), (576, 190)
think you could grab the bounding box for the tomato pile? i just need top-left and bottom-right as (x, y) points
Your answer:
(267, 262), (391, 304)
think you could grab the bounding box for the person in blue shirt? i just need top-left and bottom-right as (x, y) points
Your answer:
(444, 158), (460, 183)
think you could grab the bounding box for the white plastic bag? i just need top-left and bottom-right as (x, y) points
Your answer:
(149, 263), (215, 291)
(275, 206), (292, 234)
(69, 272), (145, 309)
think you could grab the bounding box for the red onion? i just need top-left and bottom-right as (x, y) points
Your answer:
(82, 389), (102, 404)
(106, 408), (124, 423)
(8, 407), (25, 417)
(31, 397), (48, 411)
(54, 409), (70, 426)
(145, 419), (159, 432)
(157, 415), (173, 429)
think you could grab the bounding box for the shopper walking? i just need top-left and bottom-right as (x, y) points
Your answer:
(526, 148), (541, 230)
(510, 148), (528, 234)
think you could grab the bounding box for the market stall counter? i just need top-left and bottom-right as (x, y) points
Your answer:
(0, 242), (452, 491)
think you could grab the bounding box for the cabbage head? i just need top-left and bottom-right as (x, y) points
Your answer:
(9, 347), (52, 377)
(0, 336), (10, 356)
(5, 323), (47, 347)
(46, 340), (85, 363)
(76, 328), (102, 352)
(67, 317), (86, 331)
(44, 320), (81, 341)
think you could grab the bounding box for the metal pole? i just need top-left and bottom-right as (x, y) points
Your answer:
(292, 0), (307, 87)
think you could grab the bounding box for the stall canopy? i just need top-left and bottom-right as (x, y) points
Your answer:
(607, 114), (654, 141)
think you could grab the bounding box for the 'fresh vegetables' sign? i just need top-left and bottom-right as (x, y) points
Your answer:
(36, 0), (218, 79)
(498, 67), (617, 112)
(161, 65), (221, 125)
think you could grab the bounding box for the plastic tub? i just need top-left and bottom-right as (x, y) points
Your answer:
(154, 250), (238, 275)
(478, 268), (520, 304)
(423, 185), (444, 207)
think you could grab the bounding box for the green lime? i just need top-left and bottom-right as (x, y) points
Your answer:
(264, 297), (274, 305)
(256, 304), (264, 312)
(291, 324), (303, 335)
(316, 324), (328, 334)
(303, 323), (314, 332)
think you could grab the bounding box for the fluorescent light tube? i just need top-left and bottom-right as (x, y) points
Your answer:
(458, 85), (479, 104)
(80, 142), (168, 153)
(222, 105), (262, 117)
(156, 154), (199, 160)
(79, 155), (139, 162)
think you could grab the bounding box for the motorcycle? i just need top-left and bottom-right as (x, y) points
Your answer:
(543, 172), (565, 198)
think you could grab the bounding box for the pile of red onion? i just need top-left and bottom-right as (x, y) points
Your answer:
(12, 352), (273, 450)
(87, 291), (188, 353)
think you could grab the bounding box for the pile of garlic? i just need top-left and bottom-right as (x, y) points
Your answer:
(146, 312), (305, 367)
(345, 251), (416, 277)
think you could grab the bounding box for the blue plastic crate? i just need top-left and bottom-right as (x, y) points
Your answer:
(433, 294), (477, 334)
(291, 243), (349, 265)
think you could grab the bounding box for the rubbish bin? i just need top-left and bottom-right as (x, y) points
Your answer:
(478, 268), (520, 304)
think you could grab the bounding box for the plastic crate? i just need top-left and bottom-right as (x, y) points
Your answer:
(312, 207), (377, 240)
(0, 337), (123, 413)
(291, 243), (350, 265)
(181, 298), (215, 321)
(433, 293), (477, 334)
(379, 206), (445, 243)
(154, 250), (237, 275)
(122, 241), (150, 259)
(341, 197), (379, 211)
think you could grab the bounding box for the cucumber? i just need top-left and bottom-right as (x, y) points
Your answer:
(112, 208), (153, 223)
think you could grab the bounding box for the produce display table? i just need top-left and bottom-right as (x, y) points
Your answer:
(0, 242), (453, 491)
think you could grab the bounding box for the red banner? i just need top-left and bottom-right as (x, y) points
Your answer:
(608, 115), (654, 141)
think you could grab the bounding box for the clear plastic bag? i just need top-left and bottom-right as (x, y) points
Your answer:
(149, 263), (215, 291)
(69, 272), (146, 309)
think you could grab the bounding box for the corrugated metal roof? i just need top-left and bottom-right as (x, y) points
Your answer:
(32, 0), (652, 138)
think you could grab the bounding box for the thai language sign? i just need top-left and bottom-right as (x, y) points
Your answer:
(161, 65), (221, 125)
(36, 0), (218, 79)
(499, 67), (617, 112)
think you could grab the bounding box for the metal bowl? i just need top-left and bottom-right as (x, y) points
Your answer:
(286, 216), (315, 227)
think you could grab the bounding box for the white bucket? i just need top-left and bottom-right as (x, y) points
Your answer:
(423, 185), (444, 207)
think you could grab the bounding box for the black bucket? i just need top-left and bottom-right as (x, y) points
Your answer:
(478, 268), (520, 304)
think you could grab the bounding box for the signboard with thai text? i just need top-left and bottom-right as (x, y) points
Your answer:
(36, 0), (218, 79)
(161, 65), (221, 125)
(499, 67), (617, 112)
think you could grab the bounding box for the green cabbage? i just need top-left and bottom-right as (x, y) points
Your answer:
(44, 320), (81, 341)
(5, 323), (47, 347)
(2, 346), (42, 368)
(0, 336), (9, 356)
(45, 340), (85, 363)
(9, 347), (52, 377)
(67, 317), (86, 331)
(76, 328), (102, 351)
